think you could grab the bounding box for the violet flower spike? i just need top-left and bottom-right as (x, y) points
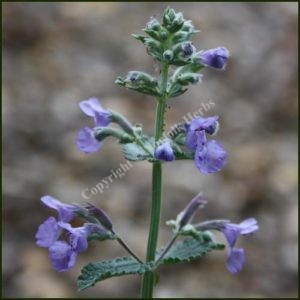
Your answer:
(154, 140), (175, 162)
(197, 47), (229, 70)
(194, 130), (227, 174)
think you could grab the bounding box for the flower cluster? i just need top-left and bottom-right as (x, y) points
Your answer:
(154, 115), (227, 175)
(35, 196), (113, 271)
(168, 193), (259, 273)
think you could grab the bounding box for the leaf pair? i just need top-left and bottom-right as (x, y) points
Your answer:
(78, 236), (224, 290)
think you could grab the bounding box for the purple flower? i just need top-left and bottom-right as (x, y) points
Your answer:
(179, 192), (207, 228)
(77, 98), (111, 153)
(41, 195), (76, 223)
(185, 116), (219, 150)
(197, 47), (229, 69)
(154, 140), (175, 162)
(194, 131), (227, 174)
(49, 241), (77, 272)
(35, 216), (61, 247)
(221, 218), (259, 273)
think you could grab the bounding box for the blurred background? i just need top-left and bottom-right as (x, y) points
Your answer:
(2, 2), (298, 298)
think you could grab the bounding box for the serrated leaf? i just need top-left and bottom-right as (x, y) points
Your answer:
(78, 257), (152, 291)
(122, 136), (154, 161)
(158, 237), (225, 265)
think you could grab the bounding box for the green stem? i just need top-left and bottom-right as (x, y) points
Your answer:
(141, 63), (169, 298)
(116, 236), (144, 264)
(154, 233), (178, 266)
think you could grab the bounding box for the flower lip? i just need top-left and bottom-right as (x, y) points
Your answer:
(49, 241), (77, 272)
(226, 248), (245, 274)
(194, 131), (227, 174)
(76, 127), (103, 153)
(35, 216), (61, 248)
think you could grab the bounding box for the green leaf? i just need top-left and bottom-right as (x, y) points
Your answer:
(78, 257), (152, 291)
(158, 237), (225, 265)
(78, 237), (225, 291)
(122, 136), (154, 161)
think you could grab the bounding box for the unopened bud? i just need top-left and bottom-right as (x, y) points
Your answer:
(127, 71), (157, 87)
(178, 192), (207, 228)
(163, 50), (174, 61)
(181, 41), (196, 57)
(86, 203), (113, 231)
(177, 73), (202, 85)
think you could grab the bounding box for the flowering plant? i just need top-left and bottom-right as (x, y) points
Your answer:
(36, 8), (258, 298)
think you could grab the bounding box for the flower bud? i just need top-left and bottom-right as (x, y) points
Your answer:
(178, 192), (207, 228)
(180, 41), (196, 57)
(154, 140), (175, 162)
(146, 17), (161, 31)
(163, 50), (174, 61)
(127, 71), (157, 87)
(196, 47), (229, 69)
(85, 203), (113, 231)
(177, 73), (202, 85)
(163, 7), (176, 26)
(168, 13), (184, 33)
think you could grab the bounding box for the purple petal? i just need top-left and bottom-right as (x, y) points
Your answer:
(76, 127), (102, 153)
(58, 222), (88, 253)
(239, 218), (259, 234)
(198, 47), (229, 69)
(185, 117), (219, 150)
(41, 196), (76, 223)
(35, 216), (61, 247)
(79, 98), (110, 118)
(221, 227), (240, 248)
(94, 111), (111, 127)
(195, 132), (227, 174)
(154, 141), (175, 162)
(49, 241), (77, 272)
(226, 248), (246, 274)
(185, 129), (198, 150)
(189, 116), (219, 133)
